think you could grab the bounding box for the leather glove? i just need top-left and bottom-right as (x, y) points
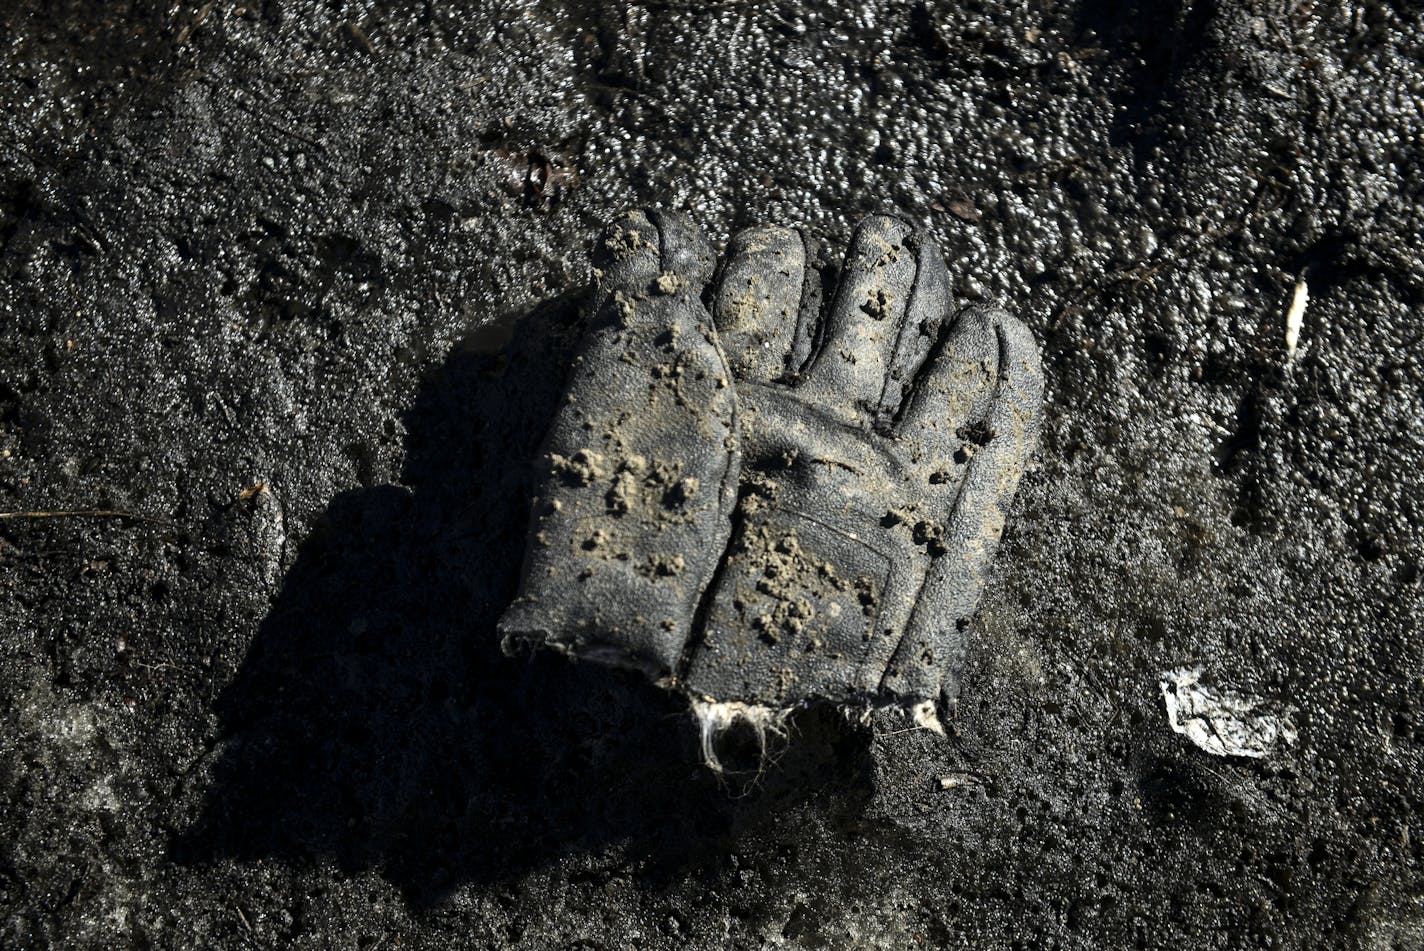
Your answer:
(501, 211), (1042, 728)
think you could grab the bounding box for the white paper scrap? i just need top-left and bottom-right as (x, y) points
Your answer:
(1160, 666), (1296, 758)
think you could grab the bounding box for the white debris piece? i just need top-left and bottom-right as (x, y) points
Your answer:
(1159, 666), (1297, 758)
(688, 698), (791, 774)
(1285, 279), (1308, 363)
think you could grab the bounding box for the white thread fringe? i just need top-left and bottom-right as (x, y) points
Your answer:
(688, 699), (792, 774)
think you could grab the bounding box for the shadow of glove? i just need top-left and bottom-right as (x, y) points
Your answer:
(498, 210), (742, 680)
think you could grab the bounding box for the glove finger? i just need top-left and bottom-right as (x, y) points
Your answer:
(499, 212), (740, 678)
(892, 303), (1000, 449)
(592, 209), (715, 319)
(875, 228), (952, 422)
(881, 308), (1043, 703)
(797, 214), (919, 424)
(711, 225), (807, 385)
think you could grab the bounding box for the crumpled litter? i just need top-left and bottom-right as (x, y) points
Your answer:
(1159, 666), (1297, 758)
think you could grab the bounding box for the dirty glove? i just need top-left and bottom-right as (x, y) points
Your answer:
(500, 210), (1043, 727)
(682, 214), (1043, 719)
(498, 210), (741, 679)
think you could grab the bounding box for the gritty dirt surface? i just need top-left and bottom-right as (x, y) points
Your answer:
(2, 1), (1423, 948)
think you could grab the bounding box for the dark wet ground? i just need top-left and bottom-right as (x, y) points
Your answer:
(2, 1), (1422, 947)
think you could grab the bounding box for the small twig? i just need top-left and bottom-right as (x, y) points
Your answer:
(176, 1), (216, 46)
(938, 770), (994, 790)
(633, 0), (747, 10)
(346, 21), (375, 53)
(228, 95), (328, 153)
(132, 659), (186, 674)
(0, 134), (44, 168)
(872, 725), (938, 740)
(0, 509), (173, 527)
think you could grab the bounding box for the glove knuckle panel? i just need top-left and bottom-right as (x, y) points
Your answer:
(685, 509), (894, 705)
